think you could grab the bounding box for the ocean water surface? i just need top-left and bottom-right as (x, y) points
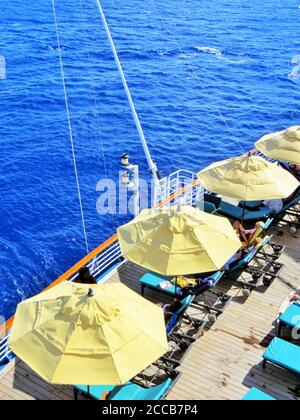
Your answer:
(1, 0), (300, 321)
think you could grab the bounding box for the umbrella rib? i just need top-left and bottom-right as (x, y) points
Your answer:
(11, 328), (67, 384)
(107, 327), (167, 385)
(94, 315), (146, 385)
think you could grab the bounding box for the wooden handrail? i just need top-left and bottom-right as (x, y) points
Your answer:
(0, 233), (118, 335)
(1, 175), (203, 336)
(156, 177), (202, 208)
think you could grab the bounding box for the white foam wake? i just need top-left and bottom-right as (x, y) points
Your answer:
(197, 46), (223, 58)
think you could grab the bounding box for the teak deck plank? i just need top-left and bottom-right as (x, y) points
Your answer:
(0, 225), (299, 400)
(166, 226), (300, 401)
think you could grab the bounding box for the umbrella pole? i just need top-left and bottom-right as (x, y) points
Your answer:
(241, 203), (246, 226)
(88, 385), (90, 400)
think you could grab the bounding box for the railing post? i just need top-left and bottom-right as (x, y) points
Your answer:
(0, 169), (205, 366)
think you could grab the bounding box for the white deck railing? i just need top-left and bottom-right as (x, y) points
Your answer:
(252, 150), (277, 163)
(0, 169), (204, 366)
(0, 335), (10, 363)
(154, 169), (204, 206)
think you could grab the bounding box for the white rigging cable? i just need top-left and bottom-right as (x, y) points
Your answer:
(51, 0), (90, 254)
(94, 0), (160, 183)
(79, 0), (117, 232)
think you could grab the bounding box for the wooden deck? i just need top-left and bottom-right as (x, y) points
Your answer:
(0, 360), (73, 400)
(0, 224), (299, 400)
(167, 225), (300, 401)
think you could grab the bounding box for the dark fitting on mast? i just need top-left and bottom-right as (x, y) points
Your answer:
(121, 153), (130, 167)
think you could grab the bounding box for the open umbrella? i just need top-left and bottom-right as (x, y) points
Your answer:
(9, 282), (168, 386)
(197, 153), (299, 201)
(255, 126), (300, 165)
(117, 205), (242, 276)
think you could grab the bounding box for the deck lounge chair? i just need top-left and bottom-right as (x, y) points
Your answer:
(140, 271), (223, 298)
(267, 189), (300, 223)
(230, 218), (284, 265)
(199, 192), (222, 210)
(166, 295), (204, 340)
(263, 337), (300, 374)
(194, 194), (222, 214)
(231, 189), (300, 227)
(279, 161), (300, 181)
(140, 272), (222, 298)
(242, 388), (276, 401)
(195, 201), (218, 214)
(140, 272), (176, 297)
(166, 295), (195, 336)
(239, 200), (264, 211)
(222, 247), (261, 296)
(156, 295), (204, 370)
(278, 303), (300, 338)
(140, 271), (229, 322)
(274, 191), (300, 230)
(140, 234), (281, 302)
(191, 272), (232, 321)
(218, 201), (274, 222)
(252, 218), (285, 262)
(74, 373), (180, 401)
(223, 235), (283, 295)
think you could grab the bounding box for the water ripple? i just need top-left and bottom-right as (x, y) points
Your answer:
(0, 0), (300, 319)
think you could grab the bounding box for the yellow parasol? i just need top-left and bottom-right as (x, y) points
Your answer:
(198, 153), (299, 201)
(255, 126), (300, 165)
(117, 205), (242, 276)
(9, 282), (168, 385)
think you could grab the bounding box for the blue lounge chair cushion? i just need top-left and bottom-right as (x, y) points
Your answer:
(242, 388), (275, 401)
(140, 271), (223, 298)
(204, 202), (217, 214)
(111, 379), (173, 400)
(76, 379), (173, 401)
(279, 303), (300, 329)
(263, 337), (300, 374)
(280, 193), (300, 213)
(140, 273), (177, 296)
(174, 295), (193, 315)
(75, 384), (115, 400)
(264, 218), (273, 230)
(196, 201), (217, 214)
(219, 201), (274, 221)
(239, 201), (264, 210)
(219, 201), (244, 219)
(272, 190), (300, 218)
(240, 208), (273, 222)
(209, 271), (223, 285)
(224, 248), (256, 271)
(166, 295), (194, 335)
(224, 235), (271, 272)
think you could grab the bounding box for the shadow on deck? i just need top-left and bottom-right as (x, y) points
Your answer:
(1, 224), (299, 400)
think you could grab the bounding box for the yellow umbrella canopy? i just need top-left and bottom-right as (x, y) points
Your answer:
(117, 205), (242, 276)
(9, 282), (168, 385)
(198, 154), (299, 201)
(255, 126), (300, 165)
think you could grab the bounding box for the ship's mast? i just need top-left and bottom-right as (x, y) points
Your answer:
(95, 0), (160, 185)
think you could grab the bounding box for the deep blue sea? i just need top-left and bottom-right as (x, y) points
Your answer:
(1, 0), (300, 322)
